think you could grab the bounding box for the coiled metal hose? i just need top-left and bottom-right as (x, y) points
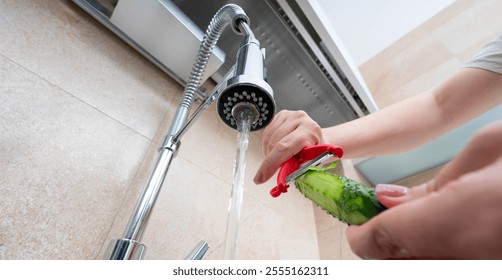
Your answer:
(168, 4), (249, 138)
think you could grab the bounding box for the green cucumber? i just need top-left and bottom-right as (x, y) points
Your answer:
(294, 161), (386, 225)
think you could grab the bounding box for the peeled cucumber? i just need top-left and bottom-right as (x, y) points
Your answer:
(294, 161), (386, 225)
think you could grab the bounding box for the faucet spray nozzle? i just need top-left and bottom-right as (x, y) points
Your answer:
(217, 81), (274, 131)
(216, 21), (275, 131)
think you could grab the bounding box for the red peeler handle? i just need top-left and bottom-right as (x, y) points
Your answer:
(270, 144), (343, 197)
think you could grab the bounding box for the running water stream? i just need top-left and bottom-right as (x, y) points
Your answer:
(222, 106), (255, 260)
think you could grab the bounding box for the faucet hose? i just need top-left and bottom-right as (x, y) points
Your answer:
(169, 4), (249, 138)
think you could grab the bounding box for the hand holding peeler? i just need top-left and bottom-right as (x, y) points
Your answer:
(269, 144), (344, 197)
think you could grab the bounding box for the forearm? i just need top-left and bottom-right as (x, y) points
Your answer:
(324, 68), (502, 159)
(323, 91), (445, 158)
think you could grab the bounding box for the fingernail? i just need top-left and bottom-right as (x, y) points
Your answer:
(375, 184), (409, 197)
(253, 172), (263, 184)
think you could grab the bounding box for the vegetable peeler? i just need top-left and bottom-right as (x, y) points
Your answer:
(270, 144), (344, 197)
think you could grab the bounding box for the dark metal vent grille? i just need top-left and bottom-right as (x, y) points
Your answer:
(268, 0), (369, 115)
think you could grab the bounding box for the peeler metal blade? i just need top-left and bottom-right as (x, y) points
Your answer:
(270, 144), (344, 198)
(285, 152), (334, 185)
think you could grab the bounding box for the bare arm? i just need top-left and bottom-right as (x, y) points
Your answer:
(254, 67), (502, 184)
(324, 68), (502, 158)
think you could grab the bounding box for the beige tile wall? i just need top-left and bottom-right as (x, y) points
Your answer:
(361, 0), (502, 109)
(316, 0), (502, 259)
(0, 0), (319, 259)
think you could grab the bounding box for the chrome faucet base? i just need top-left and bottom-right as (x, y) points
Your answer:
(185, 241), (209, 260)
(107, 238), (146, 260)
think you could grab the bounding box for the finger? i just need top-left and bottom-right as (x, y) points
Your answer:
(375, 122), (502, 208)
(432, 121), (502, 189)
(261, 110), (289, 156)
(346, 171), (496, 260)
(346, 190), (451, 259)
(375, 183), (429, 208)
(265, 117), (300, 156)
(266, 111), (323, 155)
(263, 110), (313, 156)
(254, 131), (314, 184)
(375, 184), (409, 208)
(347, 159), (502, 260)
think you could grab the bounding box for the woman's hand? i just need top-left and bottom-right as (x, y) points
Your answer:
(253, 110), (326, 184)
(346, 121), (502, 259)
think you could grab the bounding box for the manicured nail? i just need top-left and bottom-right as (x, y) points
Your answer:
(375, 184), (409, 197)
(253, 172), (263, 184)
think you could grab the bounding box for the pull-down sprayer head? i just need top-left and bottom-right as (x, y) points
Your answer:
(217, 20), (275, 131)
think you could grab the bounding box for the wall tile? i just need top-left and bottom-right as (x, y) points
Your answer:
(236, 195), (319, 260)
(0, 56), (150, 259)
(431, 1), (502, 55)
(0, 0), (179, 139)
(379, 58), (462, 108)
(360, 28), (451, 105)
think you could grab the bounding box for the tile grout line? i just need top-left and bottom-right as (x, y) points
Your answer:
(0, 52), (154, 142)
